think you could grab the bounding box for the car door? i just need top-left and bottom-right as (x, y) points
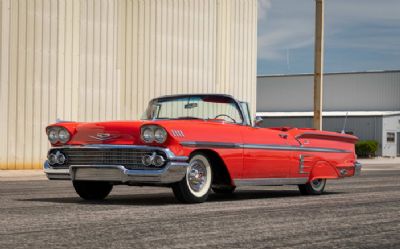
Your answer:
(241, 126), (298, 179)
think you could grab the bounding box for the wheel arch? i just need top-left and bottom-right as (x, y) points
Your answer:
(309, 161), (340, 181)
(189, 149), (233, 187)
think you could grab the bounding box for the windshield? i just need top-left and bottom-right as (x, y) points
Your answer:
(143, 95), (243, 124)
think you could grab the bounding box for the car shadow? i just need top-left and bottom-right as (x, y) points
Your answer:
(18, 190), (343, 206)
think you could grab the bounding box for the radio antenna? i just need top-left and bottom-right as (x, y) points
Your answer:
(341, 112), (349, 134)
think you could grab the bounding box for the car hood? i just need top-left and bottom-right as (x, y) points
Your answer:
(53, 121), (145, 145)
(48, 119), (241, 146)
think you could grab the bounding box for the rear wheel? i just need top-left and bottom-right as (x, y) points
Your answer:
(298, 179), (326, 195)
(73, 181), (113, 200)
(172, 153), (212, 203)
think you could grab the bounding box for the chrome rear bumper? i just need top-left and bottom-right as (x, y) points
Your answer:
(354, 161), (362, 176)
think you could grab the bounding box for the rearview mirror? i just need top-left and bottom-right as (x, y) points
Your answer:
(254, 116), (263, 127)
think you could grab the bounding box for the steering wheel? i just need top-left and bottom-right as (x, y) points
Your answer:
(214, 114), (236, 123)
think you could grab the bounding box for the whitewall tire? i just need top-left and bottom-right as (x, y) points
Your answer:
(172, 153), (212, 203)
(298, 179), (327, 195)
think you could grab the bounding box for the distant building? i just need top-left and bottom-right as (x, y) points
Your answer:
(257, 70), (400, 157)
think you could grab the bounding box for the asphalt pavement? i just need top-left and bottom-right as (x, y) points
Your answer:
(0, 165), (399, 249)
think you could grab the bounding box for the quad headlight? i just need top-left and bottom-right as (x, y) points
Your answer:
(58, 129), (70, 143)
(140, 125), (168, 144)
(48, 129), (59, 144)
(142, 127), (155, 143)
(46, 126), (71, 145)
(154, 128), (167, 143)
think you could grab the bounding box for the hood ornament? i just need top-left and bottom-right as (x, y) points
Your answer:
(89, 133), (119, 141)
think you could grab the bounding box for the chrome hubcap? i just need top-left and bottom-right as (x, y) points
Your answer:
(188, 160), (207, 192)
(311, 179), (325, 190)
(311, 179), (321, 186)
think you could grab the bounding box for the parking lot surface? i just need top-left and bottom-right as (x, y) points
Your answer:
(0, 166), (399, 249)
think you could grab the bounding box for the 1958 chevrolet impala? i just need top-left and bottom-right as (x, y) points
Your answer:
(44, 94), (361, 203)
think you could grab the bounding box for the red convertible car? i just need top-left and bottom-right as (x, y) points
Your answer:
(44, 94), (361, 203)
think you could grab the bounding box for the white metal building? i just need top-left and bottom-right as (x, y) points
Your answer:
(0, 0), (258, 169)
(257, 71), (400, 157)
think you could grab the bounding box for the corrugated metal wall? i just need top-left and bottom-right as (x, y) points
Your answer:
(257, 71), (400, 112)
(0, 0), (258, 169)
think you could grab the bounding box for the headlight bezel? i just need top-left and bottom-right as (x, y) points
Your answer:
(140, 125), (168, 144)
(46, 126), (71, 145)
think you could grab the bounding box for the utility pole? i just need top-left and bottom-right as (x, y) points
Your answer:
(313, 0), (324, 130)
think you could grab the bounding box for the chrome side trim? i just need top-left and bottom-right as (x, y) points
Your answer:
(180, 141), (242, 149)
(49, 144), (188, 162)
(234, 177), (308, 186)
(299, 155), (311, 174)
(354, 161), (362, 176)
(180, 141), (351, 153)
(242, 144), (351, 153)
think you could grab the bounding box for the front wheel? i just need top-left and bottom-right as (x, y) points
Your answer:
(73, 181), (113, 200)
(172, 153), (212, 203)
(298, 179), (326, 195)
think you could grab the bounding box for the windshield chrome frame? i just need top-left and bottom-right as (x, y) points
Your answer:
(143, 94), (251, 126)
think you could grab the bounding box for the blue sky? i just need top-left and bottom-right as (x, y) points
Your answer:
(257, 0), (400, 75)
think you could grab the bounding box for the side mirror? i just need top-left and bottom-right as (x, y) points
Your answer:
(254, 116), (263, 127)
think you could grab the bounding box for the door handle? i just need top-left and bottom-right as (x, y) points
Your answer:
(279, 133), (288, 139)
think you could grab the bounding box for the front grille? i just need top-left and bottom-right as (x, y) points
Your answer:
(49, 148), (167, 170)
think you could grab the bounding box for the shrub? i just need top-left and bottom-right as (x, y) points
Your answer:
(355, 140), (379, 158)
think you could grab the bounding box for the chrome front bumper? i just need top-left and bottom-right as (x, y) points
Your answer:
(354, 161), (362, 176)
(44, 161), (188, 184)
(44, 145), (189, 184)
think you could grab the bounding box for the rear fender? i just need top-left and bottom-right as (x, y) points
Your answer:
(309, 161), (339, 181)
